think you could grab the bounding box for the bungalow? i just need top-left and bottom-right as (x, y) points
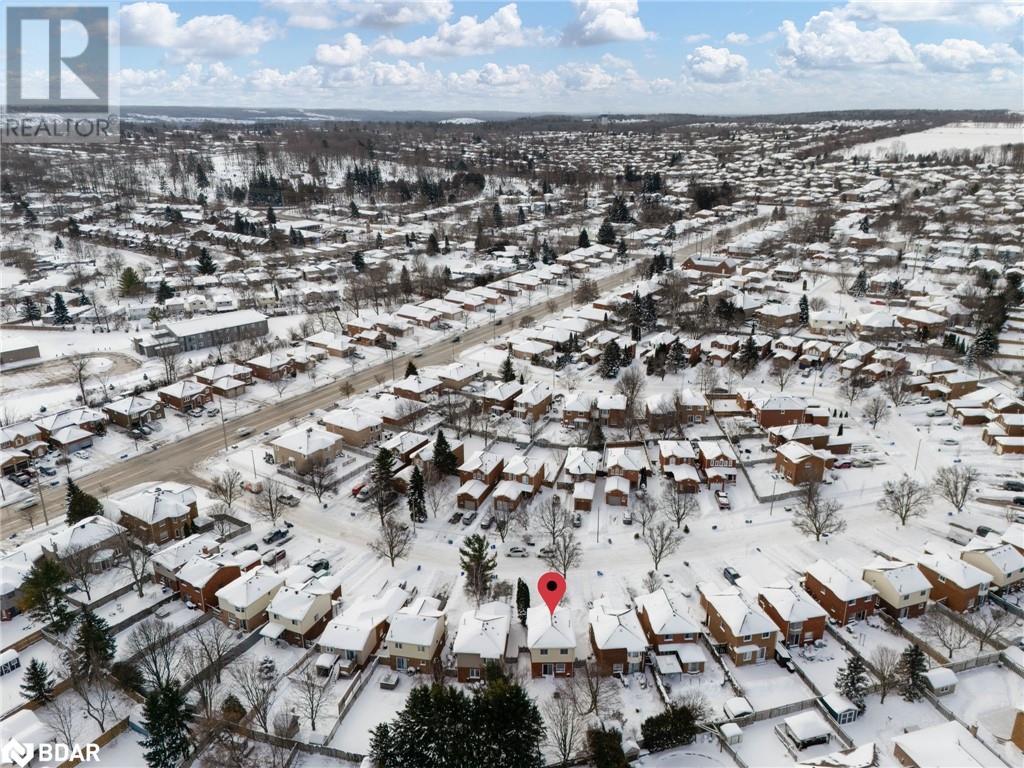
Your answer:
(774, 442), (834, 486)
(452, 602), (514, 682)
(246, 352), (295, 382)
(265, 570), (342, 646)
(526, 604), (576, 677)
(214, 565), (284, 631)
(392, 375), (443, 402)
(803, 560), (877, 626)
(960, 542), (1024, 593)
(482, 381), (523, 414)
(35, 407), (106, 439)
(427, 361), (483, 391)
(893, 721), (1003, 768)
(102, 395), (165, 430)
(634, 588), (703, 672)
(104, 483), (198, 544)
(381, 431), (430, 464)
(194, 363), (253, 387)
(322, 407), (383, 447)
(862, 558), (931, 619)
(385, 596), (446, 673)
(589, 597), (647, 675)
(982, 413), (1024, 455)
(698, 583), (777, 666)
(157, 380), (212, 412)
(318, 586), (410, 674)
(917, 552), (991, 612)
(271, 424), (345, 474)
(38, 515), (125, 573)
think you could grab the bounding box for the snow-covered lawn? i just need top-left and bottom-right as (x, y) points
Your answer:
(328, 665), (412, 755)
(724, 659), (815, 711)
(841, 693), (947, 762)
(90, 728), (148, 767)
(0, 638), (63, 716)
(636, 733), (740, 767)
(791, 638), (860, 695)
(732, 714), (836, 767)
(941, 663), (1024, 728)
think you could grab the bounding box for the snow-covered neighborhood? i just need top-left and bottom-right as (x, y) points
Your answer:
(2, 4), (1023, 767)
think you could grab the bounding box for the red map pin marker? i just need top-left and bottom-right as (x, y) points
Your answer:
(538, 571), (566, 615)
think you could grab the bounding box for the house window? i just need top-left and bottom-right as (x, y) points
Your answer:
(555, 663), (566, 674)
(761, 632), (770, 639)
(742, 634), (751, 642)
(540, 648), (548, 656)
(468, 667), (480, 680)
(687, 662), (701, 673)
(663, 635), (674, 642)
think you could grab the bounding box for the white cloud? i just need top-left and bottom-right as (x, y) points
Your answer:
(724, 32), (750, 45)
(263, 1), (338, 29)
(562, 0), (652, 46)
(842, 1), (1024, 29)
(684, 33), (710, 43)
(915, 38), (1021, 72)
(120, 2), (278, 59)
(249, 65), (324, 91)
(554, 62), (617, 90)
(314, 33), (368, 66)
(779, 11), (915, 69)
(373, 3), (545, 57)
(447, 63), (533, 92)
(685, 45), (748, 82)
(339, 0), (453, 28)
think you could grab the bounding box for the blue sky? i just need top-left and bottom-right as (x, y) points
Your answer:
(105, 0), (1024, 112)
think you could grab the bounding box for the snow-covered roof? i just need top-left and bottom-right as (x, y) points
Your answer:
(805, 560), (876, 602)
(634, 588), (700, 636)
(918, 552), (992, 590)
(452, 602), (512, 659)
(526, 605), (575, 649)
(386, 596), (444, 645)
(271, 424), (342, 457)
(698, 583), (776, 637)
(892, 721), (1002, 768)
(589, 597), (647, 653)
(318, 587), (409, 652)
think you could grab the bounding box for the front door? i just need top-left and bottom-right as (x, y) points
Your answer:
(396, 657), (407, 671)
(541, 663), (553, 676)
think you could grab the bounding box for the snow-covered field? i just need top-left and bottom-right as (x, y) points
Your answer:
(845, 122), (1022, 158)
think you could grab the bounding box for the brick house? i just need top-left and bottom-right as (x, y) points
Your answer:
(644, 389), (709, 432)
(150, 534), (220, 590)
(774, 442), (834, 486)
(392, 375), (443, 402)
(756, 582), (828, 646)
(157, 380), (212, 412)
(246, 352), (295, 382)
(178, 552), (258, 611)
(452, 602), (513, 682)
(917, 553), (992, 613)
(514, 382), (553, 422)
(589, 598), (647, 675)
(605, 446), (646, 487)
(527, 605), (575, 678)
(982, 413), (1024, 455)
(103, 396), (165, 429)
(698, 583), (777, 666)
(803, 560), (877, 626)
(322, 407), (383, 447)
(634, 589), (703, 672)
(482, 381), (522, 413)
(604, 475), (630, 506)
(745, 394), (807, 428)
(104, 483), (199, 544)
(698, 440), (737, 486)
(561, 448), (601, 489)
(270, 424), (345, 474)
(317, 586), (410, 672)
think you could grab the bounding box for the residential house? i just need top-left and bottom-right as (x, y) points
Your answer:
(698, 440), (737, 486)
(698, 583), (778, 666)
(634, 588), (704, 672)
(803, 560), (877, 626)
(322, 407), (383, 447)
(265, 570), (342, 646)
(526, 605), (576, 677)
(214, 565), (284, 631)
(774, 441), (834, 486)
(605, 446), (647, 487)
(270, 424), (344, 474)
(150, 534), (221, 590)
(452, 602), (514, 682)
(960, 541), (1024, 594)
(157, 380), (212, 412)
(385, 596), (446, 673)
(755, 581), (828, 646)
(514, 382), (553, 422)
(482, 381), (522, 414)
(104, 483), (198, 544)
(246, 352), (295, 382)
(178, 552), (257, 611)
(917, 552), (991, 612)
(392, 375), (443, 402)
(317, 587), (409, 674)
(102, 396), (165, 429)
(589, 597), (647, 675)
(862, 558), (931, 619)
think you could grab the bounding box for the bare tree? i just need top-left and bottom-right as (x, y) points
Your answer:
(493, 495), (529, 543)
(75, 675), (121, 731)
(291, 664), (330, 732)
(870, 647), (900, 703)
(157, 346), (180, 385)
(839, 375), (870, 406)
(44, 697), (80, 748)
(370, 517), (413, 566)
(642, 521), (682, 570)
(919, 606), (971, 658)
(114, 529), (153, 597)
(696, 363), (720, 394)
(17, 500), (38, 531)
(61, 544), (96, 601)
(269, 376), (292, 399)
(535, 497), (568, 546)
(542, 531), (582, 576)
(424, 476), (450, 520)
(933, 465), (979, 514)
(968, 607), (1014, 652)
(568, 660), (622, 724)
(881, 371), (912, 407)
(791, 481), (847, 541)
(252, 477), (286, 526)
(211, 468), (244, 512)
(770, 359), (795, 391)
(660, 483), (698, 529)
(124, 618), (180, 690)
(863, 396), (889, 430)
(67, 355), (93, 404)
(574, 278), (599, 304)
(181, 643), (220, 720)
(615, 364), (646, 439)
(878, 475), (932, 526)
(230, 659), (275, 732)
(306, 458), (338, 503)
(633, 493), (658, 535)
(544, 685), (586, 767)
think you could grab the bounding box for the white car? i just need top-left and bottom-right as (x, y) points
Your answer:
(505, 546), (529, 558)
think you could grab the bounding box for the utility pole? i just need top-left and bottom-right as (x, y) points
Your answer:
(33, 473), (50, 525)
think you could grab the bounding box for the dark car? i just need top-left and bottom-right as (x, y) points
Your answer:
(1013, 496), (1024, 507)
(447, 511), (463, 524)
(309, 558), (330, 574)
(976, 525), (996, 537)
(723, 566), (741, 585)
(1003, 481), (1024, 493)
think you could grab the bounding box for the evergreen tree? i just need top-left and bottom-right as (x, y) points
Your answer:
(52, 293), (71, 325)
(408, 466), (426, 522)
(400, 265), (413, 297)
(54, 235), (64, 250)
(66, 477), (102, 525)
(835, 655), (869, 711)
(850, 270), (867, 297)
(515, 578), (530, 626)
(195, 164), (209, 190)
(20, 558), (72, 631)
(71, 609), (115, 679)
(426, 232), (439, 255)
(120, 266), (144, 297)
(404, 360), (418, 378)
(352, 251), (365, 272)
(492, 203), (504, 229)
(20, 296), (41, 324)
(141, 680), (193, 768)
(739, 334), (759, 373)
(668, 342), (689, 373)
(370, 447), (397, 522)
(973, 325), (998, 359)
(19, 658), (55, 704)
(616, 238), (627, 260)
(67, 218), (81, 238)
(599, 340), (622, 378)
(474, 672), (545, 768)
(459, 534), (496, 604)
(641, 704), (699, 751)
(897, 645), (928, 702)
(155, 280), (174, 304)
(433, 431), (458, 476)
(799, 293), (810, 325)
(597, 219), (616, 246)
(500, 353), (516, 383)
(587, 420), (606, 451)
(196, 248), (217, 275)
(266, 206), (276, 226)
(577, 229), (590, 248)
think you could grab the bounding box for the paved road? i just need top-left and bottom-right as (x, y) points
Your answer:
(2, 217), (762, 537)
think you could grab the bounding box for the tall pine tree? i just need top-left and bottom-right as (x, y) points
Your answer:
(433, 431), (458, 477)
(834, 655), (869, 711)
(897, 644), (928, 702)
(71, 609), (115, 679)
(500, 354), (516, 383)
(20, 296), (41, 324)
(66, 477), (102, 525)
(52, 294), (71, 325)
(516, 577), (530, 626)
(20, 558), (72, 631)
(799, 293), (810, 325)
(141, 680), (193, 768)
(19, 658), (55, 703)
(408, 466), (426, 522)
(196, 248), (217, 275)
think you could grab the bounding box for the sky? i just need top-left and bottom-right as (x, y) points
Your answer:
(14, 1), (1024, 113)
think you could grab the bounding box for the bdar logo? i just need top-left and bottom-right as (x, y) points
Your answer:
(1, 738), (34, 768)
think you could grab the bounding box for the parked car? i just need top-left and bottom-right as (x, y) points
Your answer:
(309, 558), (330, 574)
(723, 566), (741, 585)
(74, 450), (90, 460)
(410, 511), (427, 524)
(236, 427), (253, 437)
(505, 545), (529, 558)
(571, 512), (582, 528)
(622, 510), (633, 525)
(277, 494), (300, 507)
(538, 545), (555, 558)
(478, 512), (494, 530)
(975, 525), (996, 537)
(832, 458), (852, 469)
(262, 528), (288, 545)
(244, 480), (263, 494)
(1013, 496), (1024, 507)
(926, 408), (945, 417)
(351, 481), (367, 497)
(39, 466), (57, 477)
(262, 548), (286, 566)
(940, 438), (959, 446)
(462, 512), (478, 526)
(447, 511), (463, 524)
(207, 407), (220, 417)
(356, 486), (372, 502)
(1004, 481), (1024, 493)
(715, 490), (731, 510)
